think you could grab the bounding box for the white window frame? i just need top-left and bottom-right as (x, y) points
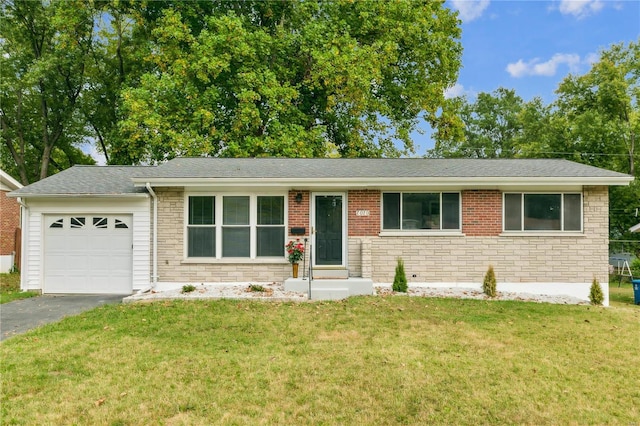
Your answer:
(184, 192), (287, 261)
(502, 192), (583, 233)
(380, 191), (462, 233)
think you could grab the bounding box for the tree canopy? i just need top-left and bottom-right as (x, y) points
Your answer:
(1, 0), (463, 179)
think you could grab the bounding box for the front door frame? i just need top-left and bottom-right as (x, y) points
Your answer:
(311, 192), (347, 269)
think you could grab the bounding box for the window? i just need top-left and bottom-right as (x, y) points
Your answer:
(504, 193), (582, 232)
(50, 218), (63, 228)
(257, 196), (285, 256)
(382, 192), (460, 231)
(188, 196), (215, 257)
(70, 217), (85, 228)
(93, 217), (108, 229)
(186, 194), (286, 259)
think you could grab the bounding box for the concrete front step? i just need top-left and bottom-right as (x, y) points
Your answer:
(284, 277), (374, 300)
(312, 268), (349, 279)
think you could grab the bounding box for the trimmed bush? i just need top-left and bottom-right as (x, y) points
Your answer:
(392, 258), (408, 293)
(589, 278), (604, 306)
(181, 284), (196, 294)
(482, 265), (497, 298)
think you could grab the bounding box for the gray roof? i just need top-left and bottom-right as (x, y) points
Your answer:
(142, 157), (629, 179)
(10, 158), (632, 197)
(9, 166), (151, 197)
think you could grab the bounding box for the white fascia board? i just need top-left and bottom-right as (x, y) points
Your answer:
(6, 192), (149, 199)
(134, 175), (634, 189)
(0, 169), (22, 190)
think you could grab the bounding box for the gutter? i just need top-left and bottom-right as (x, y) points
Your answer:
(146, 183), (158, 288)
(16, 197), (27, 291)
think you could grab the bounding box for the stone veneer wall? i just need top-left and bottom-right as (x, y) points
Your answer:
(155, 187), (289, 282)
(368, 186), (609, 285)
(156, 186), (609, 286)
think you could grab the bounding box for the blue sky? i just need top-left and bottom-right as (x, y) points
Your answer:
(412, 0), (640, 154)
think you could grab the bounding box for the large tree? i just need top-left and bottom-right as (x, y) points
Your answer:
(112, 0), (462, 163)
(0, 0), (97, 184)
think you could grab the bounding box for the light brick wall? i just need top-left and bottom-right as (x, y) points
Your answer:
(155, 186), (609, 286)
(156, 188), (290, 282)
(0, 190), (20, 256)
(369, 186), (609, 285)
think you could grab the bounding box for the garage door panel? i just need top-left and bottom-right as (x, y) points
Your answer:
(44, 214), (133, 294)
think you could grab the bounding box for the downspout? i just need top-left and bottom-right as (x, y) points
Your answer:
(16, 197), (27, 291)
(146, 183), (158, 288)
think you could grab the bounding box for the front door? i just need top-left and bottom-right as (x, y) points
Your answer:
(313, 194), (344, 266)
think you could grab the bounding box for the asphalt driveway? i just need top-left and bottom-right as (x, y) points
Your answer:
(1, 295), (125, 341)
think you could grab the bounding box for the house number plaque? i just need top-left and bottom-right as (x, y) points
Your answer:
(355, 210), (370, 216)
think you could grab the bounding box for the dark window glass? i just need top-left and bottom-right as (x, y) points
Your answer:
(442, 193), (460, 230)
(50, 219), (63, 228)
(189, 196), (215, 225)
(223, 196), (250, 225)
(188, 227), (216, 257)
(383, 193), (400, 230)
(504, 194), (522, 231)
(257, 227), (285, 257)
(524, 194), (561, 231)
(222, 227), (250, 257)
(564, 194), (581, 231)
(258, 196), (284, 225)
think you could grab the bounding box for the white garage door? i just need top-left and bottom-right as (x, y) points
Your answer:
(44, 215), (133, 294)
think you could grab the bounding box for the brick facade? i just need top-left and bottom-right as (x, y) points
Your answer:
(462, 190), (502, 236)
(288, 190), (310, 236)
(348, 190), (381, 236)
(154, 185), (609, 288)
(0, 190), (20, 256)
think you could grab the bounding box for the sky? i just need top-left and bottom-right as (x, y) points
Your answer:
(412, 0), (640, 154)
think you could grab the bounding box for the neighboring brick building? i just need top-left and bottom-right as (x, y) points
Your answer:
(0, 169), (22, 273)
(10, 158), (633, 305)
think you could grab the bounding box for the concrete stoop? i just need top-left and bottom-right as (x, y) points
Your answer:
(284, 277), (374, 300)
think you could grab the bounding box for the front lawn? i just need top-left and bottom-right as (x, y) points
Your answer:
(2, 295), (639, 425)
(0, 273), (38, 304)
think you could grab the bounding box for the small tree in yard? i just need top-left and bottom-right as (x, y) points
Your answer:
(589, 278), (604, 306)
(483, 265), (497, 298)
(393, 258), (408, 293)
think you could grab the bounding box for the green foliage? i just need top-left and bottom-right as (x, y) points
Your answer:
(392, 258), (408, 293)
(0, 0), (98, 184)
(113, 1), (462, 163)
(632, 258), (640, 277)
(248, 284), (266, 292)
(181, 284), (196, 294)
(589, 278), (604, 306)
(482, 265), (497, 298)
(0, 273), (38, 304)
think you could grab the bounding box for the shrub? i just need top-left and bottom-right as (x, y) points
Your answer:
(482, 265), (497, 298)
(589, 278), (604, 306)
(181, 284), (196, 294)
(392, 258), (408, 293)
(248, 284), (266, 292)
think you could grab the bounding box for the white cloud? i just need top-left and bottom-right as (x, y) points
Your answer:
(506, 53), (582, 78)
(451, 0), (490, 22)
(557, 0), (604, 18)
(444, 83), (465, 99)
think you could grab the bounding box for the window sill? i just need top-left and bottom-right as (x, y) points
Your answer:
(499, 231), (584, 237)
(379, 231), (465, 237)
(181, 257), (289, 264)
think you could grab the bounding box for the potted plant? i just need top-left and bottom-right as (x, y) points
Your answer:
(285, 239), (305, 278)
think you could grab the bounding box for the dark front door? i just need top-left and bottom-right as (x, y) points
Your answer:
(315, 195), (343, 266)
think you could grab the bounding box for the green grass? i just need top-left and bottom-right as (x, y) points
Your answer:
(2, 294), (639, 425)
(0, 273), (38, 304)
